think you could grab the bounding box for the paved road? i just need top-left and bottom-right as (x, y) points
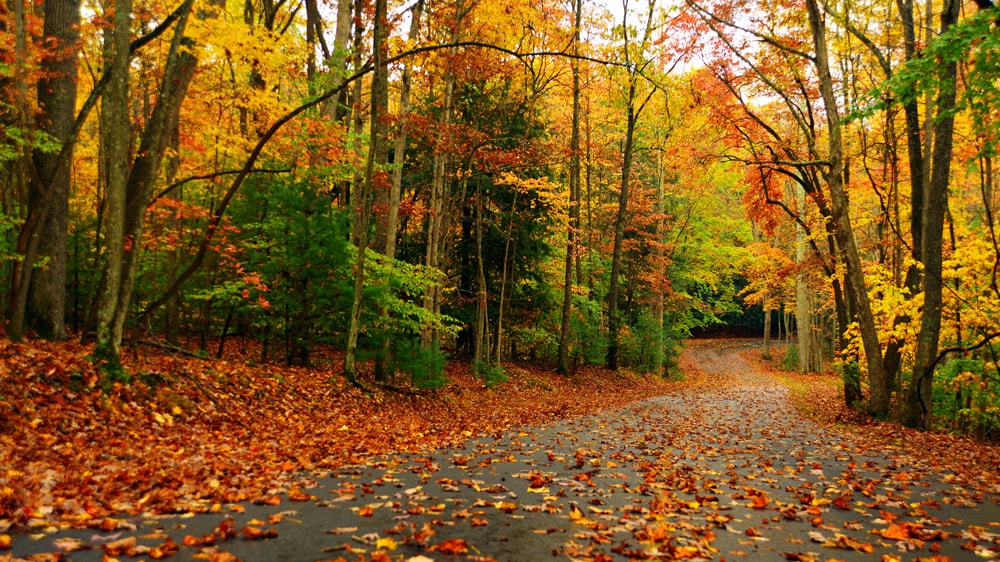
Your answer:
(12, 339), (1000, 560)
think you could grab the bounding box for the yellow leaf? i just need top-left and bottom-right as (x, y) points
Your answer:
(376, 536), (398, 550)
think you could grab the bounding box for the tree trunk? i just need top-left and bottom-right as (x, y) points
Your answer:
(900, 0), (961, 429)
(344, 0), (388, 381)
(794, 185), (816, 372)
(385, 0), (424, 260)
(558, 0), (582, 375)
(8, 0), (80, 341)
(422, 3), (463, 351)
(882, 0), (926, 390)
(494, 201), (517, 365)
(607, 95), (635, 371)
(93, 0), (132, 367)
(94, 0), (204, 371)
(805, 0), (888, 414)
(473, 182), (489, 366)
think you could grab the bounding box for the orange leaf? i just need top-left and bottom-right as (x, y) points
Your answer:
(433, 538), (470, 555)
(101, 536), (137, 556)
(880, 523), (911, 541)
(241, 526), (278, 540)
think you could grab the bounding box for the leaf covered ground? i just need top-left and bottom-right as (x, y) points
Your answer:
(3, 338), (1000, 562)
(0, 336), (674, 532)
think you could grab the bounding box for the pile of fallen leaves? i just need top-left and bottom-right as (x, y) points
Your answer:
(0, 336), (676, 533)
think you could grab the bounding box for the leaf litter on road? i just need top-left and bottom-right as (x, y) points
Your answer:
(3, 338), (1000, 561)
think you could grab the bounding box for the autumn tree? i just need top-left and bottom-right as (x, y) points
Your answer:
(6, 0), (81, 342)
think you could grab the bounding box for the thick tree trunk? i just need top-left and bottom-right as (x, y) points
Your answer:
(10, 0), (80, 341)
(900, 0), (961, 429)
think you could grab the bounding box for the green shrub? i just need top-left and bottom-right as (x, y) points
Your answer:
(474, 360), (508, 389)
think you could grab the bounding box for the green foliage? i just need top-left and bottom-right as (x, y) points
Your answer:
(934, 357), (1000, 435)
(474, 360), (507, 389)
(835, 359), (863, 407)
(0, 212), (21, 265)
(865, 10), (1000, 157)
(392, 338), (450, 390)
(0, 122), (61, 162)
(619, 311), (666, 375)
(511, 325), (559, 362)
(570, 295), (608, 366)
(780, 343), (800, 371)
(228, 176), (354, 362)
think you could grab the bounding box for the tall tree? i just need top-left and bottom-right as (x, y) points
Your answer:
(558, 0), (583, 375)
(899, 0), (962, 429)
(93, 0), (209, 371)
(607, 0), (658, 370)
(8, 0), (81, 341)
(805, 0), (889, 414)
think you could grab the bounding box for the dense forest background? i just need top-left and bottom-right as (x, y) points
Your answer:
(2, 0), (999, 437)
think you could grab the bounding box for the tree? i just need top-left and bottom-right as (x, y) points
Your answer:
(606, 0), (659, 370)
(8, 0), (81, 341)
(898, 0), (962, 429)
(558, 0), (583, 376)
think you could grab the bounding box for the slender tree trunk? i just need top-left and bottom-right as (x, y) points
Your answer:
(332, 0), (354, 124)
(344, 0), (388, 380)
(473, 182), (489, 366)
(94, 0), (132, 366)
(386, 0), (424, 260)
(607, 97), (635, 371)
(900, 0), (961, 429)
(558, 0), (582, 375)
(806, 0), (888, 414)
(422, 3), (462, 350)
(762, 295), (772, 360)
(794, 184), (814, 372)
(494, 197), (517, 365)
(882, 0), (926, 388)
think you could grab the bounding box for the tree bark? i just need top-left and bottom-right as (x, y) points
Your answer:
(10, 0), (81, 341)
(93, 0), (132, 367)
(805, 0), (889, 414)
(900, 0), (961, 429)
(94, 0), (205, 371)
(558, 0), (582, 375)
(881, 0), (926, 389)
(606, 96), (635, 371)
(344, 0), (388, 380)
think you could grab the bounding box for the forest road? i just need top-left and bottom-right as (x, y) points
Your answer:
(13, 338), (1000, 561)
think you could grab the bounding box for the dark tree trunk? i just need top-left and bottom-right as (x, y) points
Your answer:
(900, 0), (961, 429)
(12, 0), (81, 341)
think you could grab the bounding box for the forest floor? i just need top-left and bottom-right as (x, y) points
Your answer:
(3, 337), (1000, 561)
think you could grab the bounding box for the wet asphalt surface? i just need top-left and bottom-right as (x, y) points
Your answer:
(11, 339), (1000, 561)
